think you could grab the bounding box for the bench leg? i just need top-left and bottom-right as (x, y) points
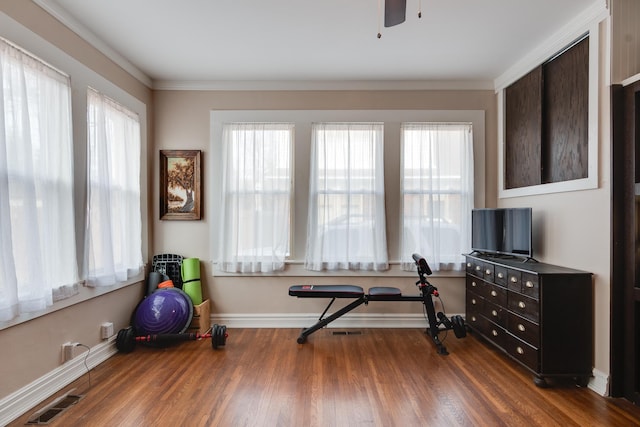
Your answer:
(297, 297), (367, 344)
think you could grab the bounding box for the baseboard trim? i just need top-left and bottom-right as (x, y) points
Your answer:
(589, 368), (609, 396)
(210, 312), (443, 329)
(0, 336), (118, 427)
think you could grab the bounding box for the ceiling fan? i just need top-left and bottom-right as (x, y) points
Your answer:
(378, 0), (421, 38)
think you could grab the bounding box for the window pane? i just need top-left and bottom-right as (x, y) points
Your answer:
(219, 123), (293, 273)
(305, 123), (388, 271)
(401, 123), (473, 271)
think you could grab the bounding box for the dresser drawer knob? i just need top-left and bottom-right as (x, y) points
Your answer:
(516, 346), (524, 355)
(471, 298), (477, 305)
(518, 301), (526, 309)
(476, 266), (481, 271)
(518, 324), (526, 332)
(467, 262), (472, 268)
(497, 272), (504, 279)
(491, 310), (498, 317)
(471, 281), (477, 287)
(471, 316), (477, 322)
(510, 276), (518, 283)
(525, 280), (534, 288)
(485, 269), (492, 275)
(490, 290), (497, 297)
(492, 329), (498, 337)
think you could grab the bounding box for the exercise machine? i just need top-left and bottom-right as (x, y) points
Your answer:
(288, 253), (466, 355)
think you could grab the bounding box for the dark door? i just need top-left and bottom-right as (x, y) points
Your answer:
(611, 80), (640, 406)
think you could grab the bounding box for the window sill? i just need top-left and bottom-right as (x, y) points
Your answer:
(0, 272), (144, 331)
(211, 261), (465, 278)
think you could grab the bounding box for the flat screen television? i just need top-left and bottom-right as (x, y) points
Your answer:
(471, 207), (533, 259)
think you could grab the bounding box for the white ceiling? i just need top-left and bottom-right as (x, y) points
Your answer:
(37, 0), (604, 89)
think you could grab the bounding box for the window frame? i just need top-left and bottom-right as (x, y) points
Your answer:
(210, 109), (485, 277)
(0, 19), (148, 330)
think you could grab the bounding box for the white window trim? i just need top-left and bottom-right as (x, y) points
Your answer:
(210, 110), (485, 277)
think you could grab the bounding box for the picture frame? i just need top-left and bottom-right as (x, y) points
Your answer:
(160, 150), (201, 220)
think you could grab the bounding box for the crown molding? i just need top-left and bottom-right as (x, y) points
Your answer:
(153, 79), (495, 91)
(33, 0), (153, 88)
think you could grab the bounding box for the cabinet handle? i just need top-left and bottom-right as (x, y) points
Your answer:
(471, 316), (477, 322)
(491, 310), (498, 317)
(467, 262), (472, 268)
(492, 329), (498, 336)
(497, 272), (504, 279)
(490, 290), (497, 297)
(471, 298), (477, 305)
(518, 301), (526, 309)
(525, 280), (534, 288)
(516, 346), (524, 355)
(485, 269), (492, 275)
(510, 276), (518, 283)
(518, 324), (526, 332)
(471, 281), (477, 287)
(476, 266), (481, 271)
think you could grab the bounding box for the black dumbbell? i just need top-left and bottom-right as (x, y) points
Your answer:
(116, 324), (228, 353)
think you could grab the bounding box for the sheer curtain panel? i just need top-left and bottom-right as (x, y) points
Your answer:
(305, 123), (388, 271)
(219, 123), (293, 273)
(400, 122), (474, 271)
(0, 38), (78, 321)
(85, 88), (142, 286)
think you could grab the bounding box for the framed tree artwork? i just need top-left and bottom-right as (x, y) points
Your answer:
(160, 150), (201, 220)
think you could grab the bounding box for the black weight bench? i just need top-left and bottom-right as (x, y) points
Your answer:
(289, 254), (466, 355)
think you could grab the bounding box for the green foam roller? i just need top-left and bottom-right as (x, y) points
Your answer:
(183, 279), (203, 305)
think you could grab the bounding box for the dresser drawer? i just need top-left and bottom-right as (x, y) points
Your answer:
(508, 292), (539, 323)
(506, 333), (539, 372)
(521, 272), (539, 298)
(507, 311), (540, 347)
(466, 275), (486, 295)
(481, 283), (507, 306)
(466, 291), (484, 313)
(482, 300), (506, 327)
(482, 262), (495, 283)
(483, 320), (507, 349)
(495, 266), (508, 287)
(507, 269), (522, 292)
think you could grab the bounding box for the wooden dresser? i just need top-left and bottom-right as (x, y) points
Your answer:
(465, 253), (593, 387)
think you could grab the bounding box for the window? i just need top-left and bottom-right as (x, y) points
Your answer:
(219, 123), (293, 273)
(85, 88), (143, 285)
(0, 37), (78, 321)
(305, 122), (388, 271)
(400, 123), (474, 271)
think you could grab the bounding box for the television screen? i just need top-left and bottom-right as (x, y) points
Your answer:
(471, 208), (532, 258)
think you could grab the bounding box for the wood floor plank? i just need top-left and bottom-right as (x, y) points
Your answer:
(8, 328), (640, 426)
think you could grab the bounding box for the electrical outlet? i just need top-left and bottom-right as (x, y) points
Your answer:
(100, 322), (114, 339)
(62, 342), (79, 362)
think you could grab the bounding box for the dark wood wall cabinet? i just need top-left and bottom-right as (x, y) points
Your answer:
(465, 254), (593, 387)
(505, 35), (589, 189)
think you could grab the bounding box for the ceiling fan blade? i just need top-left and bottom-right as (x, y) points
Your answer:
(384, 0), (407, 27)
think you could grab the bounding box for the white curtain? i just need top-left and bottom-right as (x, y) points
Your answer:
(305, 123), (388, 271)
(0, 38), (78, 321)
(85, 88), (142, 286)
(219, 123), (293, 273)
(400, 122), (474, 271)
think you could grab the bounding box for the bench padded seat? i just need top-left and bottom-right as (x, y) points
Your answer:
(368, 286), (402, 296)
(289, 284), (364, 298)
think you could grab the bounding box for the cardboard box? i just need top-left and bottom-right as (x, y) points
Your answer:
(188, 299), (211, 335)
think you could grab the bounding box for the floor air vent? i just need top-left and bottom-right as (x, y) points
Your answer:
(332, 331), (362, 336)
(26, 392), (83, 425)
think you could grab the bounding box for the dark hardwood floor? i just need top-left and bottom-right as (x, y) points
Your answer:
(9, 328), (640, 426)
